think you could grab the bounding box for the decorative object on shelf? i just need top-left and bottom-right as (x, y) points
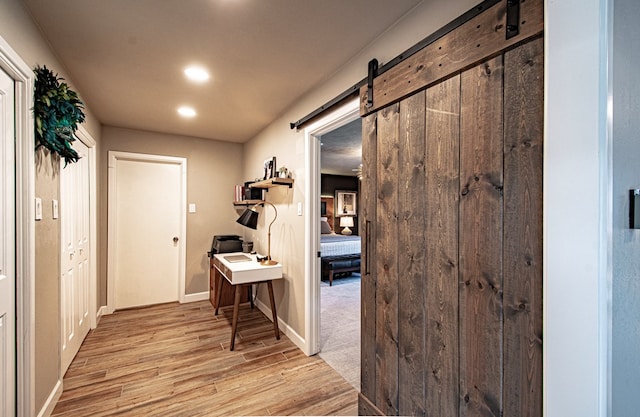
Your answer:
(236, 201), (278, 266)
(33, 65), (86, 166)
(340, 216), (354, 235)
(263, 156), (277, 180)
(278, 166), (289, 178)
(335, 190), (357, 216)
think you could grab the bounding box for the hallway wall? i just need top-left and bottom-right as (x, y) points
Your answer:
(0, 0), (102, 411)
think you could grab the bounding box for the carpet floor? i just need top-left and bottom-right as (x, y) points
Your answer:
(318, 274), (361, 390)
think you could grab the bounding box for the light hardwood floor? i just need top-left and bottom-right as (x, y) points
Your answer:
(51, 301), (358, 416)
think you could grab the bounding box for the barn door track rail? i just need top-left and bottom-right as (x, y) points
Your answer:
(289, 0), (543, 129)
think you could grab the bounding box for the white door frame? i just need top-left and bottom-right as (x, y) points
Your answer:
(107, 151), (187, 313)
(0, 36), (35, 417)
(73, 126), (98, 329)
(303, 99), (359, 356)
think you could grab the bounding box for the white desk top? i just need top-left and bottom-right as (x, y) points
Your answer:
(213, 252), (283, 284)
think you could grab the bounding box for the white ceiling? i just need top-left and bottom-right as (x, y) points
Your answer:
(22, 0), (422, 143)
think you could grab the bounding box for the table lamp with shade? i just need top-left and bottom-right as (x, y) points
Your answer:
(236, 201), (278, 266)
(339, 216), (354, 235)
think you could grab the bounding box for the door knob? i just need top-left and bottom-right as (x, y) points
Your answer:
(173, 236), (179, 243)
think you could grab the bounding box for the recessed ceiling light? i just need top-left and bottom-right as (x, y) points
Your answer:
(184, 66), (210, 83)
(177, 106), (197, 118)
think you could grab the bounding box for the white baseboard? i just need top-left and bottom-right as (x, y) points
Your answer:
(37, 379), (62, 417)
(100, 291), (208, 318)
(254, 298), (306, 353)
(181, 291), (209, 303)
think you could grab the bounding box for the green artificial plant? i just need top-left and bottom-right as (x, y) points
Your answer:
(33, 65), (86, 165)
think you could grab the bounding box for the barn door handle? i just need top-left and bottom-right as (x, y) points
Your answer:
(173, 236), (179, 243)
(364, 220), (371, 275)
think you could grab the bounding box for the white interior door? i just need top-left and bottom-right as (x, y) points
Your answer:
(0, 66), (16, 417)
(60, 140), (91, 374)
(111, 154), (185, 310)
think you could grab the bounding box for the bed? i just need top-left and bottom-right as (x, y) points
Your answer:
(320, 218), (361, 285)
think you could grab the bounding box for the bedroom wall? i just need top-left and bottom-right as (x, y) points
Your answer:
(99, 126), (245, 303)
(321, 174), (359, 235)
(0, 0), (102, 412)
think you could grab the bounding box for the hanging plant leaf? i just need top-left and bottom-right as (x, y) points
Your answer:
(33, 65), (86, 166)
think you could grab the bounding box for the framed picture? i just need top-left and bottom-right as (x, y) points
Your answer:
(335, 190), (357, 216)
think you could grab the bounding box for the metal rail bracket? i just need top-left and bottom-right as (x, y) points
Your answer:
(366, 59), (379, 109)
(506, 0), (520, 39)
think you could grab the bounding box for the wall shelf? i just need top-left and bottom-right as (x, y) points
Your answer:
(233, 199), (263, 207)
(249, 177), (294, 190)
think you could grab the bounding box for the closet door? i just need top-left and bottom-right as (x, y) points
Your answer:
(359, 37), (543, 417)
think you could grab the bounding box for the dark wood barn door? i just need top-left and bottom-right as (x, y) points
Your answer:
(358, 2), (543, 416)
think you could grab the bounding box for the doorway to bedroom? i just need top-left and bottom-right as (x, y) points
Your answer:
(316, 117), (362, 390)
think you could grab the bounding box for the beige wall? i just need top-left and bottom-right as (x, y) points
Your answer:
(99, 126), (245, 303)
(34, 150), (61, 409)
(0, 0), (101, 139)
(0, 0), (102, 412)
(242, 0), (480, 339)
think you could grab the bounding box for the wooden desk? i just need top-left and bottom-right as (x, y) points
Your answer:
(212, 253), (282, 350)
(209, 256), (250, 308)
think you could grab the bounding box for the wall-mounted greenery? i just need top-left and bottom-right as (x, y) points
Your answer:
(33, 65), (85, 165)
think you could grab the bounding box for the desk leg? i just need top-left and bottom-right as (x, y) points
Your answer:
(230, 284), (242, 351)
(214, 270), (224, 315)
(267, 280), (280, 340)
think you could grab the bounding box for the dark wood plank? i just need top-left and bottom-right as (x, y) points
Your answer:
(375, 103), (400, 415)
(397, 91), (427, 416)
(424, 74), (461, 417)
(459, 55), (504, 417)
(503, 37), (544, 417)
(360, 0), (544, 115)
(358, 392), (385, 416)
(360, 112), (378, 404)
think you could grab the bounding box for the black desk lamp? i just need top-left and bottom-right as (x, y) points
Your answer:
(236, 201), (278, 266)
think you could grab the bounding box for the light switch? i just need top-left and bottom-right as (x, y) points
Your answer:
(189, 203), (196, 213)
(52, 200), (59, 219)
(297, 202), (303, 216)
(630, 189), (640, 229)
(35, 197), (42, 220)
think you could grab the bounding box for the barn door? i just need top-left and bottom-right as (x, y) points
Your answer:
(359, 12), (543, 417)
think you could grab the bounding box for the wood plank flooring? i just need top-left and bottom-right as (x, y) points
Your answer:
(52, 301), (358, 416)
